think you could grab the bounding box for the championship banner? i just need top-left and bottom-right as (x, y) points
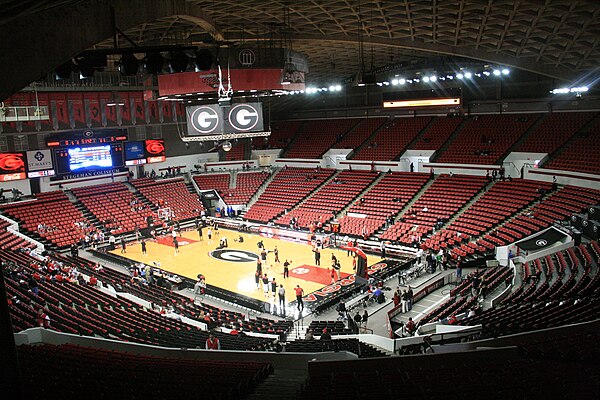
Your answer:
(516, 227), (569, 252)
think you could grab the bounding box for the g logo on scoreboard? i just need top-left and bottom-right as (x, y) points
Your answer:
(228, 104), (259, 131)
(190, 106), (220, 134)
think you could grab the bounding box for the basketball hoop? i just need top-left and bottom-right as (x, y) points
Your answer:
(157, 207), (174, 221)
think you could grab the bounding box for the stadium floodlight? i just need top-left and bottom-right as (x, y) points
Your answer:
(391, 78), (399, 85)
(422, 76), (430, 83)
(483, 71), (491, 76)
(493, 69), (501, 76)
(570, 86), (589, 93)
(502, 68), (510, 75)
(464, 72), (472, 78)
(399, 78), (406, 85)
(335, 85), (342, 91)
(456, 73), (464, 79)
(429, 75), (437, 82)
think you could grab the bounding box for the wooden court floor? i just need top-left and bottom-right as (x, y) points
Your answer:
(110, 228), (382, 305)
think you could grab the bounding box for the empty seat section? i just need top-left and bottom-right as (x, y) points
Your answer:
(517, 111), (597, 154)
(337, 172), (430, 237)
(131, 178), (204, 221)
(251, 120), (302, 150)
(544, 116), (600, 174)
(353, 116), (431, 161)
(380, 175), (487, 245)
(71, 182), (148, 235)
(274, 170), (378, 228)
(333, 118), (386, 150)
(436, 114), (539, 164)
(410, 115), (463, 150)
(244, 168), (335, 223)
(285, 119), (360, 159)
(424, 179), (552, 255)
(223, 141), (245, 160)
(1, 191), (93, 248)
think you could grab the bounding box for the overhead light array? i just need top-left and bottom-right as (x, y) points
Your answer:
(388, 67), (510, 87)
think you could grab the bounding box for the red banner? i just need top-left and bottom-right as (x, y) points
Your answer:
(99, 93), (117, 126)
(86, 93), (102, 125)
(120, 92), (132, 126)
(161, 100), (173, 123)
(131, 92), (145, 124)
(146, 101), (159, 124)
(50, 93), (69, 130)
(69, 93), (86, 127)
(157, 69), (304, 96)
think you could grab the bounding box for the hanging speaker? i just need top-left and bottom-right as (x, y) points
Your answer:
(195, 49), (213, 71)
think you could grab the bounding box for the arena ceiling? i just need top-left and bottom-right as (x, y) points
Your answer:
(1, 0), (600, 97)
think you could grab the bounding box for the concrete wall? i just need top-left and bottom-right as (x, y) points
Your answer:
(502, 152), (548, 179)
(526, 167), (600, 190)
(252, 149), (283, 166)
(401, 149), (435, 172)
(421, 162), (501, 176)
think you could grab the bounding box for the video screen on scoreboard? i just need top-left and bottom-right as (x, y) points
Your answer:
(0, 152), (27, 181)
(68, 145), (112, 171)
(55, 144), (124, 174)
(124, 141), (147, 166)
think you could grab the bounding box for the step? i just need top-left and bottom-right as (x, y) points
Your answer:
(246, 369), (307, 400)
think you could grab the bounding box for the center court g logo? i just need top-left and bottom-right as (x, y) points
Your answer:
(228, 104), (259, 131)
(209, 249), (259, 263)
(190, 106), (219, 134)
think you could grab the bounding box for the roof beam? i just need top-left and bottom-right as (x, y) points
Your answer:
(226, 31), (577, 81)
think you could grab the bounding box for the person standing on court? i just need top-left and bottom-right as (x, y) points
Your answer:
(313, 247), (321, 266)
(283, 259), (291, 278)
(120, 237), (127, 254)
(273, 246), (280, 263)
(141, 239), (147, 255)
(295, 285), (304, 311)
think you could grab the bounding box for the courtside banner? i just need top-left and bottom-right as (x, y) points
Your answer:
(516, 227), (569, 252)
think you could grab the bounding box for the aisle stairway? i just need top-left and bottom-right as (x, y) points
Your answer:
(246, 369), (308, 400)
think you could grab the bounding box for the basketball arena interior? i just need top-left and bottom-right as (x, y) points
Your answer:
(2, 1), (600, 399)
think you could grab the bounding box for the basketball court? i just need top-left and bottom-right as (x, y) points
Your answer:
(109, 227), (379, 305)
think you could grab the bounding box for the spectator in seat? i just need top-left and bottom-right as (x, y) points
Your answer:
(36, 308), (51, 328)
(320, 328), (332, 341)
(405, 317), (416, 336)
(205, 333), (220, 350)
(305, 329), (314, 340)
(89, 276), (98, 286)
